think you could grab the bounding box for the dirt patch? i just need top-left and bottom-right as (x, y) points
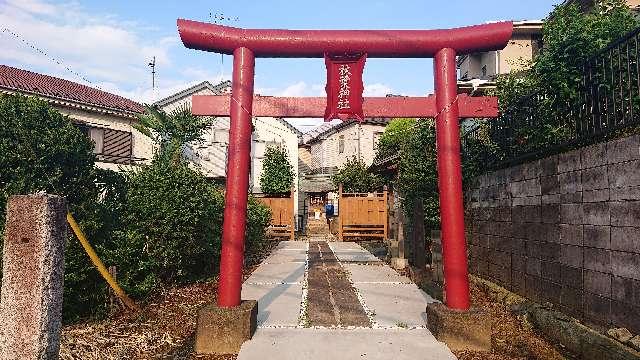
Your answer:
(59, 241), (279, 360)
(400, 266), (569, 359)
(306, 241), (370, 328)
(452, 281), (568, 360)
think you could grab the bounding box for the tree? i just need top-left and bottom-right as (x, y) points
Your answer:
(375, 118), (416, 160)
(332, 157), (382, 193)
(259, 146), (294, 195)
(375, 118), (440, 228)
(135, 104), (214, 165)
(496, 0), (637, 110)
(115, 103), (272, 297)
(473, 0), (640, 170)
(0, 94), (98, 228)
(0, 94), (120, 321)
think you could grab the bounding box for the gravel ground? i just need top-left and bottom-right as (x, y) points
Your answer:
(453, 280), (569, 360)
(59, 240), (570, 359)
(59, 242), (279, 360)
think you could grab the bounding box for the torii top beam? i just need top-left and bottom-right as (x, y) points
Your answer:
(177, 19), (513, 58)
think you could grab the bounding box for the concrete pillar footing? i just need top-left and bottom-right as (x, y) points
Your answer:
(195, 300), (258, 355)
(426, 303), (492, 352)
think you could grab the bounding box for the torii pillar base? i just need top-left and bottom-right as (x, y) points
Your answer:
(426, 303), (492, 352)
(195, 300), (258, 355)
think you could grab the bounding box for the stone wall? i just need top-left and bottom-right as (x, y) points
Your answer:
(465, 135), (640, 333)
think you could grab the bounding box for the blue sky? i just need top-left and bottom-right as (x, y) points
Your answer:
(0, 0), (561, 130)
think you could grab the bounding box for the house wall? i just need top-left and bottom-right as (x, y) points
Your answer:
(157, 92), (301, 219)
(308, 123), (385, 171)
(251, 117), (300, 218)
(53, 105), (154, 172)
(459, 34), (539, 80)
(465, 135), (640, 333)
(157, 87), (232, 178)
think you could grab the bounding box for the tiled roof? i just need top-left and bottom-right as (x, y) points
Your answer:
(0, 65), (144, 114)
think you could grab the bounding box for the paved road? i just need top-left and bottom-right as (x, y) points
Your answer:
(239, 240), (457, 360)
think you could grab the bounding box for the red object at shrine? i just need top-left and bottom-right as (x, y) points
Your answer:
(177, 19), (514, 312)
(324, 54), (366, 122)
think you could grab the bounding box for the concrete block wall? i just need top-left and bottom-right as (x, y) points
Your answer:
(465, 135), (640, 333)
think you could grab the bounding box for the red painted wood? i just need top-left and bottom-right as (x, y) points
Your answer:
(177, 17), (514, 312)
(216, 47), (255, 308)
(324, 54), (366, 121)
(177, 19), (513, 58)
(191, 94), (499, 118)
(434, 48), (471, 310)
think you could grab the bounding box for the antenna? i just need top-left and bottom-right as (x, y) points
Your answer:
(208, 12), (240, 79)
(148, 56), (156, 89)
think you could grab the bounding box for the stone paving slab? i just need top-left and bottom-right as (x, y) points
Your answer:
(241, 283), (302, 327)
(239, 241), (455, 359)
(343, 264), (412, 284)
(275, 241), (308, 250)
(328, 242), (367, 250)
(244, 262), (305, 284)
(354, 283), (439, 327)
(328, 243), (381, 263)
(262, 251), (307, 264)
(238, 328), (456, 360)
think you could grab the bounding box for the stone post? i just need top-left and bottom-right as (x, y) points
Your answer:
(391, 210), (409, 270)
(0, 195), (67, 360)
(411, 200), (426, 269)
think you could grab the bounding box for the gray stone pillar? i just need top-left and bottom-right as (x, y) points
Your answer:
(0, 195), (67, 360)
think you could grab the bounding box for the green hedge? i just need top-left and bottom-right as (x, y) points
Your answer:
(0, 94), (271, 322)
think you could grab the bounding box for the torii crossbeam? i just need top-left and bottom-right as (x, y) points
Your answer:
(178, 19), (513, 315)
(192, 94), (499, 118)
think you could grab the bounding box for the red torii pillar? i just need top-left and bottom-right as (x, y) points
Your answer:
(178, 20), (513, 311)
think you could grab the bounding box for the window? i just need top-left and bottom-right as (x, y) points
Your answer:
(88, 128), (104, 154)
(76, 123), (133, 164)
(481, 65), (487, 78)
(338, 135), (345, 154)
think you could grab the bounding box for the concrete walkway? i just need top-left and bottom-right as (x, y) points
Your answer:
(239, 241), (457, 360)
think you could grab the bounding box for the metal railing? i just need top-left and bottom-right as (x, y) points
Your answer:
(463, 26), (640, 169)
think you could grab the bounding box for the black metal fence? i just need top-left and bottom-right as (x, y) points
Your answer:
(463, 26), (640, 169)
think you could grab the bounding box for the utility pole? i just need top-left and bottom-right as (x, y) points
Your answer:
(148, 56), (156, 89)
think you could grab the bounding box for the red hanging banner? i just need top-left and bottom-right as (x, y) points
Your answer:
(324, 53), (366, 122)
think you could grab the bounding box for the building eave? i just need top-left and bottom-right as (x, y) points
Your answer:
(0, 87), (142, 120)
(153, 80), (231, 107)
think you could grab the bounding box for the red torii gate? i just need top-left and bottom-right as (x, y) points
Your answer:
(178, 19), (513, 312)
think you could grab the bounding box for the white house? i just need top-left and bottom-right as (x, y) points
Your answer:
(0, 64), (154, 171)
(303, 118), (389, 173)
(154, 81), (302, 219)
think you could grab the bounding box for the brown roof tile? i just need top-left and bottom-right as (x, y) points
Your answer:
(0, 65), (144, 114)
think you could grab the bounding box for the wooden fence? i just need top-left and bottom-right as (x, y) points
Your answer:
(338, 186), (388, 241)
(257, 194), (295, 241)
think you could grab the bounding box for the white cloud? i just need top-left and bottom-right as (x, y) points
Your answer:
(0, 0), (182, 102)
(364, 83), (393, 97)
(256, 81), (326, 97)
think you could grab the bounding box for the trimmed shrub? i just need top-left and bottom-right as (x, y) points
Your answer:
(332, 157), (383, 193)
(259, 146), (294, 195)
(0, 94), (271, 322)
(0, 93), (118, 321)
(113, 161), (225, 296)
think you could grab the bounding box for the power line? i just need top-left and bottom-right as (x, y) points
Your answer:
(1, 27), (102, 90)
